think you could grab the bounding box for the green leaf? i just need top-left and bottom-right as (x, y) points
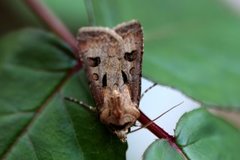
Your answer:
(144, 109), (240, 160)
(175, 108), (240, 160)
(143, 140), (184, 160)
(0, 29), (126, 159)
(88, 0), (240, 109)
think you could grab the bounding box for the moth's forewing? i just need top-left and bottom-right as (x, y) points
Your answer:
(114, 20), (143, 106)
(77, 20), (143, 141)
(77, 28), (122, 108)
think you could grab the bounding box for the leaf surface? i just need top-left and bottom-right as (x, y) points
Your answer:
(143, 140), (183, 160)
(0, 29), (126, 160)
(144, 109), (240, 160)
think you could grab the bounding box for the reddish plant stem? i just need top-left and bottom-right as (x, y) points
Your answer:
(138, 110), (173, 140)
(24, 0), (79, 58)
(24, 0), (186, 157)
(138, 110), (187, 158)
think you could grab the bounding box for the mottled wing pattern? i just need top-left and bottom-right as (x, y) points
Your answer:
(114, 20), (143, 106)
(77, 27), (123, 109)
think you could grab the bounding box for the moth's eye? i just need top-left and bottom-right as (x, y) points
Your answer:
(124, 50), (137, 62)
(87, 57), (101, 67)
(121, 71), (128, 84)
(102, 74), (107, 87)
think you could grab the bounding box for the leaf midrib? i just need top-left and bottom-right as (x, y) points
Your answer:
(0, 65), (78, 160)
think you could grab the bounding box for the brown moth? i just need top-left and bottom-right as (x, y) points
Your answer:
(77, 20), (143, 141)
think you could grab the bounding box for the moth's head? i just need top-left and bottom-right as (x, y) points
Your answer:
(100, 87), (140, 141)
(107, 112), (136, 142)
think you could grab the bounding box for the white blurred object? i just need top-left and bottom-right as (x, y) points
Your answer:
(126, 78), (200, 160)
(224, 0), (240, 12)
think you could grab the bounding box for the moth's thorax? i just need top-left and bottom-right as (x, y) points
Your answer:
(99, 85), (140, 140)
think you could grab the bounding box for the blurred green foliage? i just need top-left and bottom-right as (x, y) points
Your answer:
(0, 0), (88, 36)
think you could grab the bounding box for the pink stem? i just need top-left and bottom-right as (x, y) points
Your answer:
(138, 110), (174, 140)
(138, 110), (187, 158)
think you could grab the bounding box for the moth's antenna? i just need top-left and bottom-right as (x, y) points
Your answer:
(64, 97), (97, 112)
(129, 101), (184, 134)
(141, 83), (158, 100)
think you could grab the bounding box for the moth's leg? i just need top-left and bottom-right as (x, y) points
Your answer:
(127, 122), (141, 134)
(129, 101), (184, 134)
(140, 83), (158, 100)
(128, 127), (131, 133)
(132, 122), (141, 127)
(64, 97), (97, 112)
